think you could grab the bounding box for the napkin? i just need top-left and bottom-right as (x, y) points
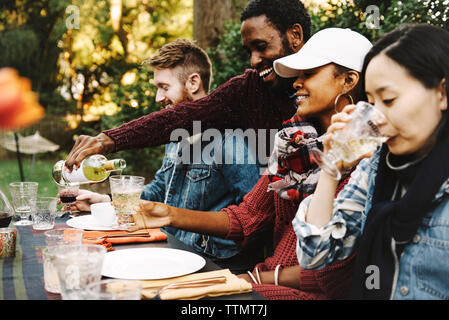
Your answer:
(140, 269), (252, 300)
(82, 228), (167, 251)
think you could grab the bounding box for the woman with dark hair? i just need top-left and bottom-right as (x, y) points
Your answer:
(294, 23), (449, 300)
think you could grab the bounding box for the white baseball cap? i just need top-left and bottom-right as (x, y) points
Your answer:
(274, 28), (373, 78)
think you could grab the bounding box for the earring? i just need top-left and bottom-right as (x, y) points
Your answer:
(334, 93), (354, 113)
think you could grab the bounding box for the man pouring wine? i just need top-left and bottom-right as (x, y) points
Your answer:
(64, 39), (265, 274)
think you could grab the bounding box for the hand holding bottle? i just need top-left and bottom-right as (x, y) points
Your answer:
(52, 154), (126, 185)
(65, 133), (116, 170)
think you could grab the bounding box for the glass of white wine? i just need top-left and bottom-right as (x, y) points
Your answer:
(9, 182), (38, 226)
(109, 175), (145, 229)
(310, 101), (388, 181)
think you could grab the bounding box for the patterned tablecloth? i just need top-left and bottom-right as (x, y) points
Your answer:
(0, 220), (60, 300)
(0, 217), (262, 300)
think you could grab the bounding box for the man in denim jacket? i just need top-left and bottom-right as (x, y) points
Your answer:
(74, 39), (264, 273)
(135, 39), (264, 273)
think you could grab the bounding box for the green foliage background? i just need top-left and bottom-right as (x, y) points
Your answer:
(2, 0), (449, 180)
(207, 21), (250, 91)
(1, 0), (193, 178)
(207, 0), (449, 92)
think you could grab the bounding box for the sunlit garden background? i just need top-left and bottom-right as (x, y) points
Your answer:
(1, 0), (448, 199)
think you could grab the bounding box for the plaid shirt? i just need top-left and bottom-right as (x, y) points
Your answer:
(292, 152), (380, 270)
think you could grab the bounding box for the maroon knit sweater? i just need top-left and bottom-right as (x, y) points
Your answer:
(252, 252), (357, 300)
(103, 69), (296, 153)
(223, 173), (353, 300)
(224, 174), (301, 270)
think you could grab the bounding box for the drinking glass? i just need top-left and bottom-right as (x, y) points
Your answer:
(32, 197), (58, 230)
(109, 175), (145, 228)
(44, 228), (84, 247)
(57, 183), (80, 216)
(0, 228), (17, 259)
(9, 182), (38, 226)
(83, 279), (142, 300)
(52, 244), (106, 300)
(43, 229), (84, 294)
(42, 246), (60, 294)
(0, 188), (14, 228)
(310, 101), (387, 181)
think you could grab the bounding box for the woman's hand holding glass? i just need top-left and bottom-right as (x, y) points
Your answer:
(324, 104), (373, 172)
(312, 101), (387, 180)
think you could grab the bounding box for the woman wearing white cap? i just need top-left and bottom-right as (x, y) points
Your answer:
(130, 28), (372, 300)
(294, 24), (449, 300)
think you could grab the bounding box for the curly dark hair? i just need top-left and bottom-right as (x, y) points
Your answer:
(240, 0), (311, 42)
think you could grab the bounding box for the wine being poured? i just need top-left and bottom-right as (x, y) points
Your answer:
(52, 155), (126, 185)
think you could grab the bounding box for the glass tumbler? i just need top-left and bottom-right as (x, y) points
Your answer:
(32, 197), (58, 230)
(9, 182), (38, 226)
(109, 175), (145, 228)
(310, 101), (387, 180)
(52, 244), (106, 300)
(42, 228), (84, 294)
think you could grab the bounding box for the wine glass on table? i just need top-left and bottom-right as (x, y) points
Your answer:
(57, 183), (80, 217)
(9, 182), (38, 226)
(109, 175), (145, 229)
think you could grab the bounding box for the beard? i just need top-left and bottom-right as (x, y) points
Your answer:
(177, 86), (194, 104)
(269, 36), (296, 94)
(166, 87), (194, 108)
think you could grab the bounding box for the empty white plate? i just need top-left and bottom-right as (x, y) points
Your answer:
(101, 248), (206, 280)
(66, 215), (119, 231)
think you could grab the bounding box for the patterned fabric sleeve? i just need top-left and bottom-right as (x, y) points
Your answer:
(292, 157), (375, 270)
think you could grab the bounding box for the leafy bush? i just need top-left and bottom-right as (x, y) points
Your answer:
(206, 0), (449, 91)
(79, 63), (165, 178)
(85, 0), (449, 178)
(207, 21), (250, 91)
(309, 0), (449, 43)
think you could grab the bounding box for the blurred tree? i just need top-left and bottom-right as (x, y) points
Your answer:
(382, 0), (449, 31)
(61, 0), (194, 176)
(193, 0), (247, 49)
(207, 21), (249, 91)
(0, 0), (74, 112)
(0, 0), (194, 177)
